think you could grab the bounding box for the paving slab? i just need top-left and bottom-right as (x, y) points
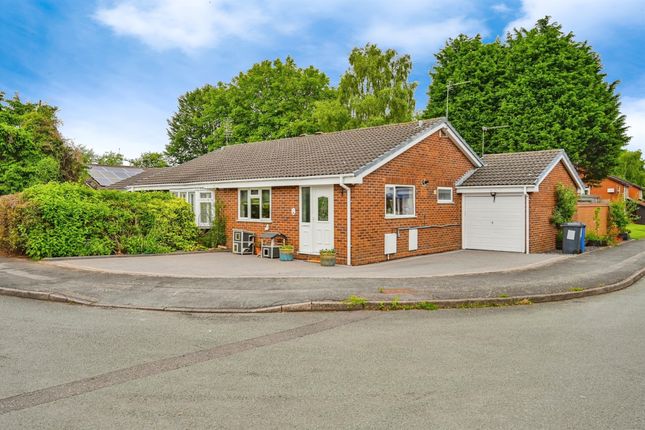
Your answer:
(43, 249), (565, 278)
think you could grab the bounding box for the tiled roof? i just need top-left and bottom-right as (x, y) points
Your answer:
(130, 118), (447, 186)
(608, 176), (642, 190)
(108, 168), (165, 190)
(459, 149), (565, 187)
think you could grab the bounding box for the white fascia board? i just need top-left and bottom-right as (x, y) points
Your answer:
(127, 174), (361, 191)
(457, 185), (538, 194)
(354, 121), (483, 181)
(535, 151), (586, 193)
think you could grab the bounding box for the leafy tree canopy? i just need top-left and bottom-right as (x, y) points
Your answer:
(130, 152), (169, 168)
(424, 17), (629, 181)
(94, 151), (125, 166)
(0, 92), (85, 195)
(612, 149), (645, 187)
(165, 57), (334, 164)
(315, 43), (417, 131)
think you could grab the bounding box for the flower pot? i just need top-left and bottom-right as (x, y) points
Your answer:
(279, 250), (294, 261)
(320, 254), (336, 266)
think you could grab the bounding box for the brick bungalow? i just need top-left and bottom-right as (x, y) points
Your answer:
(587, 176), (643, 202)
(123, 118), (585, 265)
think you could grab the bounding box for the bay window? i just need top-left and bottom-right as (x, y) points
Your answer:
(171, 190), (214, 228)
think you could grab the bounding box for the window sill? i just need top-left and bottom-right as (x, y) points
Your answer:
(237, 219), (272, 223)
(437, 201), (454, 204)
(385, 215), (416, 219)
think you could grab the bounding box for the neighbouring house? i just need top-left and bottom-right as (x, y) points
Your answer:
(86, 164), (160, 189)
(124, 118), (585, 265)
(586, 175), (643, 202)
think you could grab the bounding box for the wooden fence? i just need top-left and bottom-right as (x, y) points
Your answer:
(574, 202), (609, 236)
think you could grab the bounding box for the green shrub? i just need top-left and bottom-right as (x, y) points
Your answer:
(608, 200), (635, 234)
(0, 183), (200, 259)
(551, 183), (578, 227)
(200, 200), (227, 249)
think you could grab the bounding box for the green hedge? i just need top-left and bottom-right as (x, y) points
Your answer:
(0, 183), (200, 259)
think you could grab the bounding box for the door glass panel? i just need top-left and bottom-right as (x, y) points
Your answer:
(317, 196), (329, 221)
(200, 202), (212, 224)
(301, 187), (310, 223)
(261, 189), (270, 219)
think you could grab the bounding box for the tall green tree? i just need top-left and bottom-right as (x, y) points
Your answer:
(315, 44), (417, 131)
(424, 17), (629, 181)
(130, 152), (169, 168)
(0, 92), (85, 195)
(165, 84), (225, 165)
(165, 58), (333, 164)
(94, 151), (125, 166)
(612, 149), (645, 187)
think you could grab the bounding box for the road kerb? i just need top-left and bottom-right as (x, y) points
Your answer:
(0, 266), (643, 313)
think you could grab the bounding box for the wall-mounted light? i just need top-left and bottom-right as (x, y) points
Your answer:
(421, 179), (429, 186)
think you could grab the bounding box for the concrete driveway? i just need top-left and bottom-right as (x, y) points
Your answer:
(44, 249), (566, 278)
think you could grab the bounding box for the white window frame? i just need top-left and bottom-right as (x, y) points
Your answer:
(238, 188), (272, 222)
(385, 184), (416, 219)
(437, 187), (454, 204)
(171, 190), (214, 228)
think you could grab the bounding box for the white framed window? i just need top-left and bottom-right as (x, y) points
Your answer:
(239, 188), (271, 221)
(385, 185), (415, 218)
(437, 187), (453, 204)
(171, 190), (214, 227)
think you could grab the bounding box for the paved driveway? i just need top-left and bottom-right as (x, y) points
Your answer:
(44, 249), (566, 278)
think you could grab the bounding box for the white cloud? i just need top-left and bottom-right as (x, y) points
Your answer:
(505, 0), (645, 39)
(95, 0), (268, 51)
(95, 0), (488, 57)
(492, 3), (512, 14)
(622, 96), (645, 152)
(362, 17), (484, 59)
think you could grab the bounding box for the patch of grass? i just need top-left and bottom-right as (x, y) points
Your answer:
(569, 287), (584, 292)
(498, 294), (509, 298)
(415, 301), (439, 311)
(343, 295), (367, 306)
(390, 296), (401, 310)
(627, 223), (645, 240)
(378, 287), (385, 294)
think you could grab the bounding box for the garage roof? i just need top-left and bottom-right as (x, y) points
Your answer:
(459, 149), (584, 189)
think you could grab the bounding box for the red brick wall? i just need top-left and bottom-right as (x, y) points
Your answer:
(627, 186), (643, 201)
(588, 178), (627, 202)
(350, 131), (475, 265)
(529, 161), (577, 253)
(216, 186), (349, 265)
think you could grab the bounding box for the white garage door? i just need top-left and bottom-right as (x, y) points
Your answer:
(463, 194), (526, 253)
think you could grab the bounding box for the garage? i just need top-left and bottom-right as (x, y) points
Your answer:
(457, 149), (586, 254)
(462, 193), (527, 253)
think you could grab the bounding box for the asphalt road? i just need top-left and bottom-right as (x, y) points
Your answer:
(1, 280), (644, 429)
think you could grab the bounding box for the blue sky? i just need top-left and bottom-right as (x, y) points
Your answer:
(1, 0), (644, 159)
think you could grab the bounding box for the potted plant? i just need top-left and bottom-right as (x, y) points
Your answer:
(320, 249), (336, 266)
(279, 244), (294, 261)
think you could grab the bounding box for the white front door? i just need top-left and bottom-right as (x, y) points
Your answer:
(299, 185), (334, 254)
(463, 193), (526, 253)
